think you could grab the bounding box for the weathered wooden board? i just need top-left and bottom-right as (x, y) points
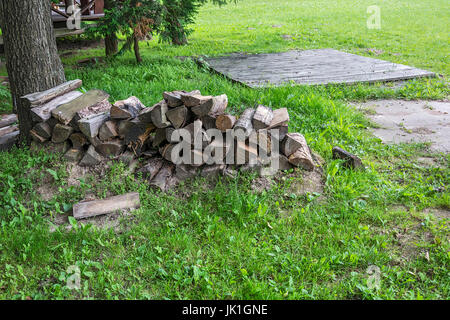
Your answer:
(52, 89), (110, 125)
(22, 80), (82, 105)
(0, 131), (19, 151)
(31, 91), (83, 122)
(0, 114), (17, 128)
(73, 192), (140, 220)
(202, 49), (436, 87)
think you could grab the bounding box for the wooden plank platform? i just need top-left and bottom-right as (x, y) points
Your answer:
(202, 49), (436, 87)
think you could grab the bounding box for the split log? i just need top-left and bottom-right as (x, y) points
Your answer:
(136, 157), (164, 181)
(69, 132), (88, 149)
(200, 115), (217, 130)
(0, 114), (17, 128)
(235, 140), (258, 165)
(73, 192), (141, 220)
(95, 139), (126, 158)
(0, 124), (19, 137)
(203, 138), (231, 164)
(166, 106), (191, 128)
(126, 120), (155, 156)
(163, 91), (185, 107)
(98, 120), (118, 141)
(30, 91), (83, 122)
(288, 148), (315, 171)
(252, 105), (273, 130)
(160, 144), (182, 164)
(332, 147), (364, 170)
(88, 136), (102, 148)
(268, 108), (290, 128)
(277, 154), (293, 171)
(75, 99), (111, 121)
(282, 133), (314, 170)
(149, 162), (175, 191)
(175, 164), (198, 180)
(47, 118), (59, 130)
(141, 149), (159, 158)
(179, 91), (210, 107)
(124, 119), (155, 145)
(150, 100), (171, 128)
(21, 79), (82, 106)
(51, 124), (74, 143)
(111, 96), (145, 120)
(183, 119), (210, 146)
(253, 130), (272, 156)
(117, 120), (134, 139)
(52, 90), (110, 125)
(64, 148), (84, 162)
(79, 145), (104, 166)
(119, 151), (136, 166)
(32, 122), (52, 140)
(78, 112), (110, 138)
(165, 127), (177, 143)
(234, 108), (255, 137)
(282, 133), (309, 157)
(271, 124), (288, 142)
(216, 114), (236, 132)
(30, 141), (70, 155)
(30, 130), (48, 143)
(191, 94), (227, 117)
(153, 128), (168, 148)
(137, 105), (155, 123)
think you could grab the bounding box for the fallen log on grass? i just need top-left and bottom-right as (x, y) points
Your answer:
(73, 192), (141, 220)
(332, 146), (364, 170)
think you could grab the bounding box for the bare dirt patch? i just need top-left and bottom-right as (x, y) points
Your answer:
(66, 162), (110, 187)
(424, 208), (450, 221)
(286, 169), (324, 196)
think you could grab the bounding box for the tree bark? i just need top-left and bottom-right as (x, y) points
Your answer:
(104, 0), (118, 56)
(134, 35), (142, 63)
(0, 0), (66, 144)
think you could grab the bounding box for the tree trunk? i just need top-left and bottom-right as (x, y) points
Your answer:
(104, 0), (118, 57)
(134, 35), (142, 63)
(0, 0), (66, 144)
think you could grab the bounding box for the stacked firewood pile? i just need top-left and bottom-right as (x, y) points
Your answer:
(22, 79), (317, 190)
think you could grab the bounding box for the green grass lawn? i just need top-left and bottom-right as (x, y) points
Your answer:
(0, 0), (448, 299)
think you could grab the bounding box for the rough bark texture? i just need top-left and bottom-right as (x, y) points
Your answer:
(1, 0), (66, 144)
(104, 0), (118, 57)
(134, 36), (142, 63)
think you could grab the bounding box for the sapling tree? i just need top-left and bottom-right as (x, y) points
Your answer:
(91, 0), (161, 63)
(92, 0), (236, 62)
